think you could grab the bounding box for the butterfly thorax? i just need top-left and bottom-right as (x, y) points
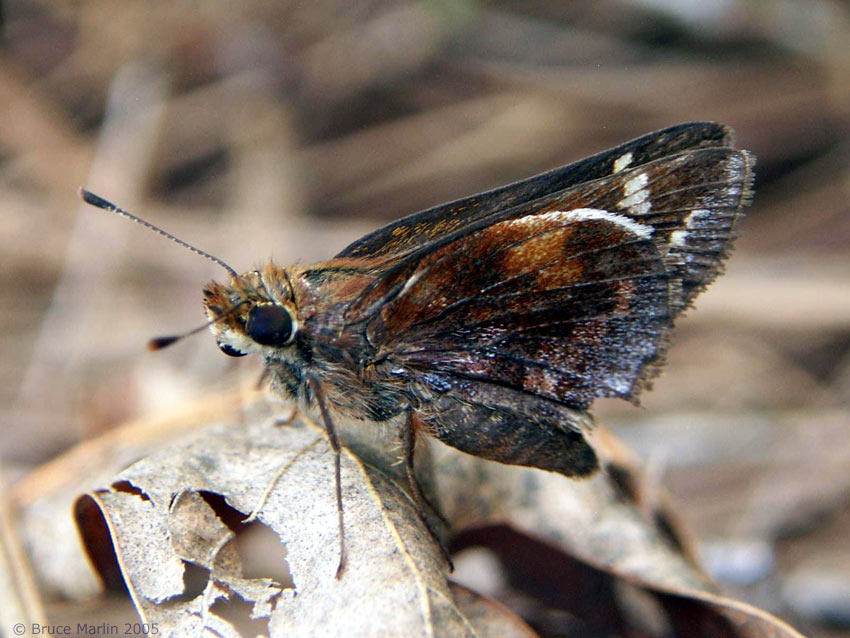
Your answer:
(203, 260), (410, 423)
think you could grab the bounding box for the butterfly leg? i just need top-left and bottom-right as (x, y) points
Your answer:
(403, 410), (454, 571)
(306, 372), (347, 578)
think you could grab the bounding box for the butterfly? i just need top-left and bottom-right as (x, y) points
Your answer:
(82, 121), (755, 575)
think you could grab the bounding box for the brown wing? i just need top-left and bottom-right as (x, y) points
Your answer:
(346, 148), (752, 404)
(361, 209), (671, 408)
(340, 136), (753, 479)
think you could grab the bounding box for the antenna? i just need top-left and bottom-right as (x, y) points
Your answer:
(147, 300), (247, 351)
(78, 188), (239, 279)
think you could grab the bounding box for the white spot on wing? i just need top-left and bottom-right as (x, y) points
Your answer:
(516, 208), (653, 238)
(619, 193), (651, 216)
(398, 269), (424, 297)
(669, 209), (712, 251)
(623, 172), (648, 196)
(685, 209), (710, 228)
(619, 172), (651, 216)
(613, 151), (633, 173)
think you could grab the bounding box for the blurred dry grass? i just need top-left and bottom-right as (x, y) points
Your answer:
(1, 0), (849, 636)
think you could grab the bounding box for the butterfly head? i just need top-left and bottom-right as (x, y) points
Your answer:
(203, 263), (298, 358)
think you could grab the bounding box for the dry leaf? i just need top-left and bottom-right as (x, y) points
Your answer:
(73, 400), (534, 637)
(63, 395), (806, 637)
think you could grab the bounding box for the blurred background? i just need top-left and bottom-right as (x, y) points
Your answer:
(1, 0), (849, 635)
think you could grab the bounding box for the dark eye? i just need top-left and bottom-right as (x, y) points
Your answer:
(218, 343), (247, 357)
(246, 304), (295, 347)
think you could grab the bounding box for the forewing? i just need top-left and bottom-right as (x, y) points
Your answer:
(348, 145), (753, 325)
(344, 141), (753, 409)
(336, 122), (737, 260)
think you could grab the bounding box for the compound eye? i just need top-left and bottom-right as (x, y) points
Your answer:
(246, 303), (295, 347)
(218, 343), (247, 357)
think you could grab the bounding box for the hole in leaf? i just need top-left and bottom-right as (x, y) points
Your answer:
(210, 590), (271, 637)
(110, 480), (151, 501)
(197, 490), (247, 532)
(182, 561), (212, 601)
(234, 520), (293, 589)
(195, 490), (292, 589)
(159, 561), (211, 607)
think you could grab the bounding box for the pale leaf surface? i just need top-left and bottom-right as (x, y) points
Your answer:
(67, 395), (804, 637)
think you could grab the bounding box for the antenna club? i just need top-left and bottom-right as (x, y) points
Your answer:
(148, 335), (180, 351)
(79, 188), (115, 210)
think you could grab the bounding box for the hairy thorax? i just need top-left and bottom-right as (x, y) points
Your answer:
(203, 261), (410, 423)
